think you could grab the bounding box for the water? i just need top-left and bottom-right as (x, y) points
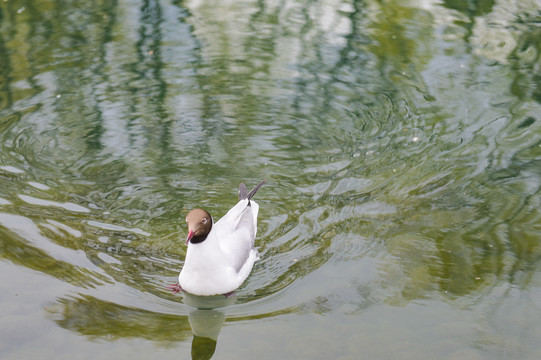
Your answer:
(1, 0), (541, 358)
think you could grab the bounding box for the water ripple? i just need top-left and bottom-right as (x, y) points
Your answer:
(1, 0), (541, 357)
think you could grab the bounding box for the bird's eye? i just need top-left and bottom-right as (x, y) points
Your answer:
(202, 218), (207, 224)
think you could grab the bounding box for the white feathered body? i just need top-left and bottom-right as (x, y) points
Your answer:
(178, 199), (260, 296)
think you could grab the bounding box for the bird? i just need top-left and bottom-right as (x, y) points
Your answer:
(168, 180), (266, 296)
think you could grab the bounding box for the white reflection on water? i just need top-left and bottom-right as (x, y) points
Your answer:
(28, 181), (51, 190)
(18, 194), (90, 213)
(44, 220), (82, 238)
(0, 165), (24, 174)
(86, 220), (152, 237)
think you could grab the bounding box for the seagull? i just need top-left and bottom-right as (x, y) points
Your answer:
(168, 180), (266, 296)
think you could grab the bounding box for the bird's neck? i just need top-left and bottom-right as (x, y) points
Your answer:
(189, 233), (208, 244)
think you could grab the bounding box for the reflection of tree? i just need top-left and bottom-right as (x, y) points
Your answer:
(0, 0), (540, 339)
(442, 0), (495, 40)
(0, 28), (13, 112)
(509, 14), (541, 103)
(50, 295), (192, 341)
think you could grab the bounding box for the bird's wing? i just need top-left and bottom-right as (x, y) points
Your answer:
(214, 199), (258, 272)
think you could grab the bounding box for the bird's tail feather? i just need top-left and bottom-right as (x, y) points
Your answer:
(239, 180), (266, 202)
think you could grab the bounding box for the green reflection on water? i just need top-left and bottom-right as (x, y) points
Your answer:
(1, 0), (541, 358)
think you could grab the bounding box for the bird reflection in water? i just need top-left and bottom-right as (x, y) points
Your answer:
(182, 292), (234, 360)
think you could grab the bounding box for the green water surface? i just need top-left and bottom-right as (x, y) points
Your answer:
(1, 0), (541, 359)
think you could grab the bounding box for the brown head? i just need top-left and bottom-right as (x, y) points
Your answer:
(185, 209), (212, 244)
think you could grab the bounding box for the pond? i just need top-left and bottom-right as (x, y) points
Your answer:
(1, 0), (541, 359)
